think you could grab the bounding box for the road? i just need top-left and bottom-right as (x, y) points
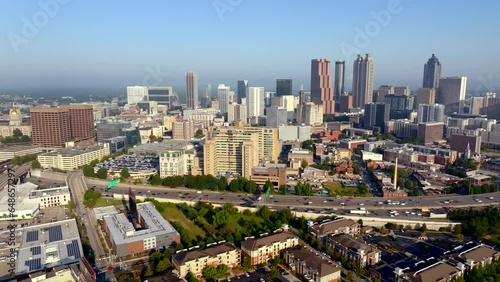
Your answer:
(67, 172), (109, 270)
(0, 163), (31, 190)
(82, 175), (500, 212)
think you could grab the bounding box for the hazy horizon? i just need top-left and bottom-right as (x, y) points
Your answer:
(1, 0), (500, 97)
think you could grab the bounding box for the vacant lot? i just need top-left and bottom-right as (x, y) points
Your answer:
(324, 182), (360, 196)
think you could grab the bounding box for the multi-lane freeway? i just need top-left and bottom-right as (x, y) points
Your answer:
(0, 163), (31, 191)
(84, 176), (500, 212)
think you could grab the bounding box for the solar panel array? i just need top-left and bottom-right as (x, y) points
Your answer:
(25, 258), (41, 271)
(66, 239), (81, 259)
(26, 231), (39, 242)
(48, 225), (63, 242)
(30, 246), (41, 256)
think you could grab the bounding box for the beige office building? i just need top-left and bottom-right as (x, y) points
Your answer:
(297, 102), (324, 126)
(37, 145), (110, 171)
(172, 120), (195, 140)
(416, 88), (436, 106)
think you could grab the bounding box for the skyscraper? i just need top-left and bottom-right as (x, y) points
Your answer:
(276, 79), (293, 96)
(334, 60), (345, 100)
(415, 88), (436, 106)
(423, 53), (442, 89)
(247, 87), (265, 117)
(186, 72), (198, 110)
(63, 105), (95, 142)
(352, 54), (374, 108)
(237, 80), (248, 102)
(148, 86), (174, 108)
(217, 84), (231, 113)
(363, 102), (389, 131)
(30, 108), (71, 147)
(417, 104), (445, 123)
(266, 106), (287, 127)
(438, 77), (467, 113)
(310, 59), (335, 114)
(127, 86), (148, 104)
(200, 84), (211, 108)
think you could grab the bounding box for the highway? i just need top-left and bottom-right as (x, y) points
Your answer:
(0, 163), (31, 191)
(84, 176), (500, 212)
(67, 172), (109, 270)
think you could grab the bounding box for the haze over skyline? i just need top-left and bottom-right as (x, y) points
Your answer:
(1, 0), (499, 95)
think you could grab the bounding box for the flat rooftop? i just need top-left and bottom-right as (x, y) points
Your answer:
(29, 187), (69, 199)
(103, 202), (179, 245)
(0, 219), (83, 275)
(0, 146), (41, 153)
(129, 140), (191, 153)
(41, 146), (105, 157)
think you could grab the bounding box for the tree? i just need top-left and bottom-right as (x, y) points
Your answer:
(420, 223), (428, 232)
(186, 272), (198, 282)
(12, 128), (23, 137)
(263, 180), (274, 193)
(31, 159), (42, 169)
(358, 219), (363, 227)
(379, 226), (386, 234)
(269, 267), (280, 279)
(302, 139), (315, 152)
(20, 135), (31, 142)
(194, 129), (204, 138)
(213, 210), (230, 227)
(83, 165), (96, 177)
(120, 167), (130, 179)
(272, 255), (281, 266)
(144, 266), (154, 277)
(456, 234), (464, 241)
(301, 159), (309, 168)
(83, 190), (102, 208)
(242, 257), (251, 270)
(67, 201), (76, 211)
(96, 168), (108, 179)
(150, 174), (162, 185)
(156, 257), (170, 273)
(202, 265), (217, 280)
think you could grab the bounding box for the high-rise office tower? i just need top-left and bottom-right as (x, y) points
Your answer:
(201, 84), (211, 108)
(394, 86), (410, 96)
(127, 86), (148, 104)
(276, 79), (293, 96)
(363, 102), (389, 131)
(266, 106), (287, 127)
(416, 88), (436, 106)
(376, 85), (394, 102)
(30, 108), (71, 147)
(352, 54), (374, 108)
(310, 59), (335, 114)
(237, 80), (248, 102)
(186, 72), (198, 110)
(217, 84), (231, 113)
(148, 86), (174, 108)
(247, 87), (265, 117)
(417, 104), (445, 123)
(339, 94), (353, 113)
(63, 105), (95, 142)
(438, 77), (467, 113)
(334, 60), (345, 100)
(423, 53), (442, 89)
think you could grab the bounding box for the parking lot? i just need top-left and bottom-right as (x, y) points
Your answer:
(220, 269), (268, 282)
(95, 155), (158, 176)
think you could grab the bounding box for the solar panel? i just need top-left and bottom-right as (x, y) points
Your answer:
(30, 246), (41, 255)
(66, 239), (81, 259)
(26, 231), (39, 242)
(48, 225), (63, 242)
(25, 258), (41, 271)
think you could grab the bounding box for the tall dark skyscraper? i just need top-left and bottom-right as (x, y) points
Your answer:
(364, 102), (389, 131)
(423, 53), (442, 88)
(310, 59), (335, 114)
(276, 79), (293, 96)
(237, 80), (248, 102)
(352, 54), (374, 108)
(334, 60), (345, 100)
(186, 72), (198, 109)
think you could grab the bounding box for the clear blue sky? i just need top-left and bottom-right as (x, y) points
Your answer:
(1, 0), (499, 95)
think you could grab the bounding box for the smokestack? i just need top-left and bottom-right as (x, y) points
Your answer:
(394, 158), (398, 189)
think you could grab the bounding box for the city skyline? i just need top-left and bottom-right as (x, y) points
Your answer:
(0, 0), (499, 94)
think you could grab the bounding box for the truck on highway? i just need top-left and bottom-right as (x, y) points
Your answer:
(350, 210), (368, 214)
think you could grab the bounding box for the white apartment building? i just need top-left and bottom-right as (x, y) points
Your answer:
(127, 86), (148, 104)
(247, 87), (265, 117)
(217, 84), (231, 113)
(159, 142), (196, 177)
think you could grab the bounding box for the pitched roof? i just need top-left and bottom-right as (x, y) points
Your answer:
(284, 247), (341, 278)
(310, 218), (358, 237)
(172, 242), (238, 265)
(405, 261), (461, 282)
(328, 234), (378, 253)
(241, 232), (297, 251)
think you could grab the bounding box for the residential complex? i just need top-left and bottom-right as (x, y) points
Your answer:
(172, 242), (240, 278)
(283, 247), (342, 282)
(241, 231), (299, 265)
(326, 234), (381, 268)
(309, 218), (360, 240)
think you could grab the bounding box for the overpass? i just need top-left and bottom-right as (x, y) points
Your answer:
(0, 163), (31, 191)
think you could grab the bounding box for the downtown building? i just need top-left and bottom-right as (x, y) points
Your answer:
(363, 103), (389, 132)
(422, 53), (442, 89)
(417, 104), (445, 123)
(352, 54), (374, 108)
(276, 79), (293, 96)
(237, 80), (248, 102)
(217, 84), (231, 113)
(186, 72), (198, 109)
(228, 103), (248, 124)
(334, 60), (345, 100)
(158, 140), (197, 177)
(203, 126), (278, 178)
(30, 105), (94, 147)
(247, 87), (265, 118)
(438, 77), (467, 114)
(103, 202), (180, 258)
(310, 59), (335, 114)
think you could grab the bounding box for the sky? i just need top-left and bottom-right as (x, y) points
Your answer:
(0, 0), (499, 96)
